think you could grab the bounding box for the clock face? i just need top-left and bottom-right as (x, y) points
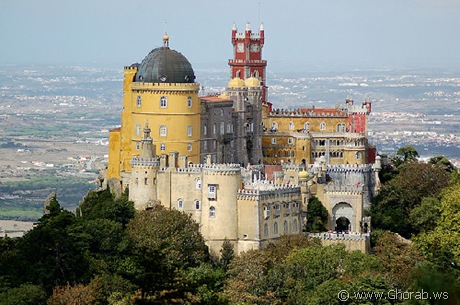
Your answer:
(237, 43), (244, 53)
(250, 44), (259, 52)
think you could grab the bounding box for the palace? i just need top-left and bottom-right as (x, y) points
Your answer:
(104, 24), (380, 255)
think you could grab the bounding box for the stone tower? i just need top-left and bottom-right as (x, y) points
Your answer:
(129, 122), (160, 210)
(200, 162), (241, 255)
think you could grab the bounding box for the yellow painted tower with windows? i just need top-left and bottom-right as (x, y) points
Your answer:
(107, 34), (200, 180)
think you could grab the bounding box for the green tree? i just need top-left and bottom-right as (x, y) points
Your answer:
(219, 239), (234, 270)
(394, 145), (420, 166)
(429, 155), (456, 173)
(79, 188), (135, 227)
(373, 232), (423, 290)
(371, 162), (449, 238)
(305, 196), (328, 232)
(0, 284), (47, 305)
(126, 206), (209, 300)
(409, 197), (440, 233)
(415, 181), (460, 272)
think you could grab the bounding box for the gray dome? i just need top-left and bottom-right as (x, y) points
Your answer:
(134, 46), (196, 83)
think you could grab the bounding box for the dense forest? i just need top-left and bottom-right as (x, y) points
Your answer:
(0, 146), (459, 304)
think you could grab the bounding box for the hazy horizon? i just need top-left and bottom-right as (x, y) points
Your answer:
(1, 0), (460, 73)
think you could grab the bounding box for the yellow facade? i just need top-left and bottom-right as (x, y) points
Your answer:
(107, 66), (200, 179)
(261, 111), (368, 165)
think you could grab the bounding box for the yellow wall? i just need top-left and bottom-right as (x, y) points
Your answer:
(108, 66), (201, 178)
(107, 128), (121, 179)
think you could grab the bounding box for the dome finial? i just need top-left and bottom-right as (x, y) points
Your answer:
(163, 32), (169, 47)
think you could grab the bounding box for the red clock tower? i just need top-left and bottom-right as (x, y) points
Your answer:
(229, 23), (268, 103)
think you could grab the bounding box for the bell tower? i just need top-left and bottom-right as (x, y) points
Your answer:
(229, 23), (267, 103)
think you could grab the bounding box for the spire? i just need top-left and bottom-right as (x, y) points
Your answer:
(163, 32), (169, 48)
(232, 23), (237, 31)
(246, 22), (251, 31)
(141, 120), (156, 159)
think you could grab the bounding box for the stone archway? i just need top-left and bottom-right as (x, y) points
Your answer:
(332, 202), (354, 232)
(336, 216), (350, 232)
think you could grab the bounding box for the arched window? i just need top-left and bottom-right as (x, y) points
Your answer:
(160, 143), (166, 151)
(337, 123), (346, 132)
(271, 122), (278, 131)
(187, 125), (192, 137)
(209, 206), (216, 218)
(293, 219), (298, 232)
(271, 138), (276, 144)
(236, 70), (241, 78)
(160, 96), (168, 108)
(220, 122), (224, 135)
(356, 152), (362, 160)
(159, 125), (167, 137)
(177, 198), (183, 209)
(253, 70), (259, 78)
(187, 96), (192, 108)
(304, 122), (310, 131)
(196, 178), (202, 189)
(213, 123), (216, 135)
(203, 124), (207, 135)
(284, 220), (289, 234)
(187, 143), (192, 151)
(136, 95), (142, 107)
(289, 122), (295, 130)
(274, 222), (279, 234)
(195, 200), (201, 210)
(264, 223), (269, 236)
(320, 122), (326, 131)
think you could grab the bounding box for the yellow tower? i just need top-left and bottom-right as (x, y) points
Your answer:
(108, 34), (200, 180)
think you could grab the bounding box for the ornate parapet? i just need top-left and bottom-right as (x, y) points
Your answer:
(269, 108), (348, 118)
(307, 232), (370, 241)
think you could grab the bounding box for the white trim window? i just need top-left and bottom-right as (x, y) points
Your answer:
(159, 125), (167, 137)
(320, 122), (326, 131)
(208, 184), (217, 200)
(136, 124), (141, 136)
(160, 143), (166, 151)
(187, 125), (192, 137)
(136, 95), (142, 107)
(271, 138), (276, 145)
(289, 122), (295, 130)
(187, 96), (192, 108)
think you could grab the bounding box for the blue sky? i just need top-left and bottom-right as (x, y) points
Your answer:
(1, 0), (459, 72)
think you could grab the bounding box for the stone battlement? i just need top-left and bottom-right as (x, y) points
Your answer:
(237, 182), (300, 200)
(131, 157), (160, 167)
(326, 164), (372, 173)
